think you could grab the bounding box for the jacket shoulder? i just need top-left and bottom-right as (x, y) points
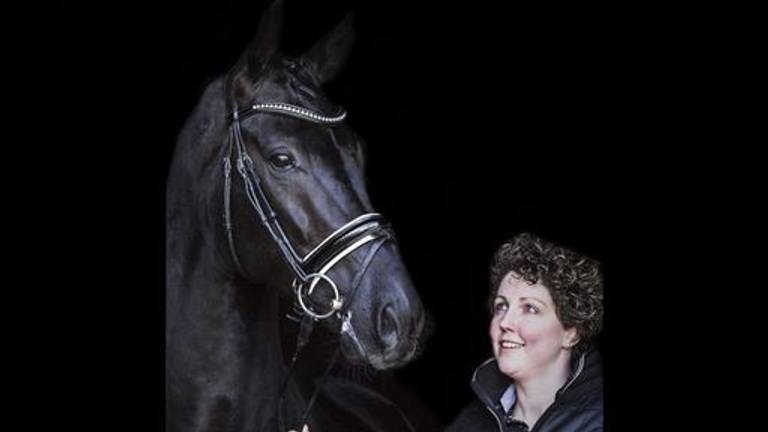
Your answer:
(540, 394), (603, 432)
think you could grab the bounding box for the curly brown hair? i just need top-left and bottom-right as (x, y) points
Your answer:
(489, 233), (603, 356)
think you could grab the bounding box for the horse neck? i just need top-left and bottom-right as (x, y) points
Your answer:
(167, 227), (299, 430)
(167, 172), (319, 430)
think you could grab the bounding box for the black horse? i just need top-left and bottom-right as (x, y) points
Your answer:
(166, 2), (429, 431)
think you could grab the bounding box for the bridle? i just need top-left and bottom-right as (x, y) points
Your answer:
(222, 100), (407, 430)
(223, 101), (394, 321)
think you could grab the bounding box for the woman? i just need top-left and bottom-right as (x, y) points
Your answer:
(447, 233), (604, 432)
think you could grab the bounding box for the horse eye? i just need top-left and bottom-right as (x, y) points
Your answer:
(269, 153), (296, 169)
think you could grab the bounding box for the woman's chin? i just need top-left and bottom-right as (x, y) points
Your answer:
(496, 356), (523, 378)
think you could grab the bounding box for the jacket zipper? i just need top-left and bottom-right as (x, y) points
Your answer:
(484, 404), (505, 432)
(471, 358), (505, 431)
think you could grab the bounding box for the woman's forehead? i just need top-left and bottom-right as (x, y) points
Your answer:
(497, 272), (552, 302)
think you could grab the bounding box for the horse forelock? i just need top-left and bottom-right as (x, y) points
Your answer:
(228, 56), (340, 119)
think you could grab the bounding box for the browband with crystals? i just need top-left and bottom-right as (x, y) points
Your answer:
(232, 102), (347, 125)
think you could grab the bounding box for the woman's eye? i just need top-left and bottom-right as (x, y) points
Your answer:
(269, 153), (296, 169)
(524, 304), (539, 314)
(494, 302), (508, 314)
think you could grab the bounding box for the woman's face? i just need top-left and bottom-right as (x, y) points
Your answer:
(489, 272), (578, 381)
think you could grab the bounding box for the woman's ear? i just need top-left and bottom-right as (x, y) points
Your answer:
(563, 327), (580, 349)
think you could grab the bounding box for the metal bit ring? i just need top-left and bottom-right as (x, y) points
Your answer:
(296, 273), (343, 320)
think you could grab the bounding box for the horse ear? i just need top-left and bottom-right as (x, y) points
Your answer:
(244, 0), (284, 77)
(301, 13), (355, 84)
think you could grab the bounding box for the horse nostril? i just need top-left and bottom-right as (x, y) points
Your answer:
(377, 303), (400, 351)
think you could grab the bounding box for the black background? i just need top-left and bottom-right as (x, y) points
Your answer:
(40, 0), (754, 430)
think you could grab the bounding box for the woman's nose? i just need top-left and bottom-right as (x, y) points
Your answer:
(499, 309), (519, 330)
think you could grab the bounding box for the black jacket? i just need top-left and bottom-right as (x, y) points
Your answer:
(446, 348), (603, 432)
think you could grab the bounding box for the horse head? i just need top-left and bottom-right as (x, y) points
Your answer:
(212, 0), (425, 370)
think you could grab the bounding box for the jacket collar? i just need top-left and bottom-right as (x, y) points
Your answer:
(470, 347), (594, 414)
